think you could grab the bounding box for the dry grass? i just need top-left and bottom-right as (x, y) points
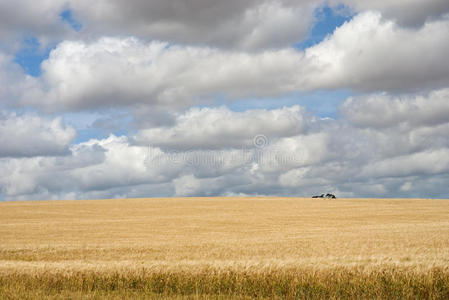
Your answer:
(1, 197), (449, 298)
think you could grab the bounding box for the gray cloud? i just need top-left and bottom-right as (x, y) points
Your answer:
(2, 0), (448, 51)
(334, 0), (449, 27)
(0, 0), (73, 48)
(69, 0), (319, 50)
(68, 0), (449, 49)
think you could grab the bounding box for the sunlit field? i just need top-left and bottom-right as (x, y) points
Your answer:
(1, 197), (449, 299)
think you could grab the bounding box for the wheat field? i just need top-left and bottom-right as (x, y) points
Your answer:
(1, 197), (449, 299)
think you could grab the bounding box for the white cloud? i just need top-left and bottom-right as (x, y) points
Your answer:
(31, 37), (308, 111)
(361, 149), (449, 178)
(134, 105), (308, 150)
(340, 89), (449, 158)
(21, 13), (449, 112)
(0, 112), (76, 158)
(0, 135), (174, 199)
(5, 87), (449, 200)
(304, 11), (449, 92)
(173, 174), (201, 196)
(341, 89), (449, 128)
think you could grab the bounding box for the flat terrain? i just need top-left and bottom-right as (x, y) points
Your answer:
(1, 197), (449, 298)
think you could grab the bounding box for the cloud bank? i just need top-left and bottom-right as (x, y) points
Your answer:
(3, 89), (449, 200)
(12, 12), (449, 113)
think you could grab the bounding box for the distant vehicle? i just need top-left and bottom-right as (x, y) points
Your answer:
(312, 193), (336, 199)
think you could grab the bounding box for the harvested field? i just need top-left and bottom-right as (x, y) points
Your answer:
(1, 197), (449, 298)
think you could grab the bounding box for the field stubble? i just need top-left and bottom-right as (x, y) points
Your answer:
(1, 197), (449, 298)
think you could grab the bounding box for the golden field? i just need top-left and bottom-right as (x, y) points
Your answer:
(1, 197), (449, 299)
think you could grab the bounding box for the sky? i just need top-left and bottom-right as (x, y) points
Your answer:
(1, 0), (449, 201)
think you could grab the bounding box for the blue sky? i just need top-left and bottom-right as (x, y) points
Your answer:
(13, 37), (52, 77)
(296, 4), (354, 50)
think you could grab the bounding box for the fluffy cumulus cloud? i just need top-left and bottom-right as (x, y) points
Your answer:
(303, 11), (449, 92)
(29, 38), (311, 111)
(3, 88), (449, 200)
(0, 112), (76, 158)
(341, 89), (449, 129)
(0, 135), (162, 200)
(339, 89), (449, 180)
(1, 0), (449, 200)
(134, 106), (308, 150)
(16, 12), (449, 112)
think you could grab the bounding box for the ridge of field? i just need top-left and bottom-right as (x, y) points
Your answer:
(1, 197), (449, 298)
